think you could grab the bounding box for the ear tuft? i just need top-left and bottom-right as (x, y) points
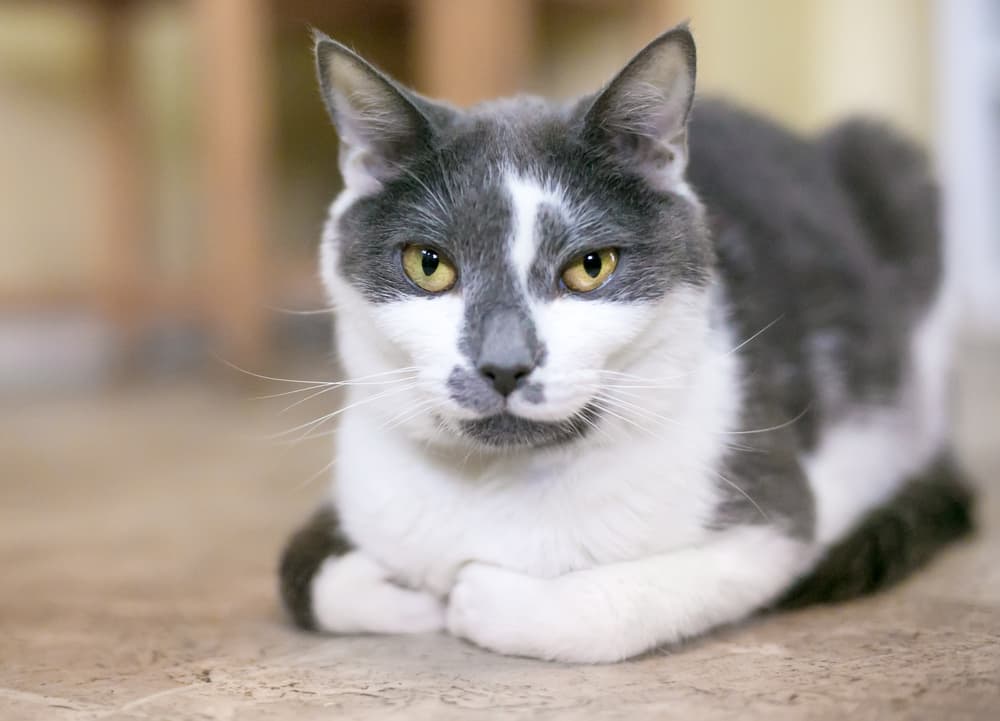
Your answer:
(584, 25), (697, 188)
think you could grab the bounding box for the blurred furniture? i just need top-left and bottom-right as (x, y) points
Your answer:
(934, 0), (1000, 334)
(93, 0), (270, 366)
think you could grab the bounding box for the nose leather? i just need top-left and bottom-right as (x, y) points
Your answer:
(476, 308), (537, 397)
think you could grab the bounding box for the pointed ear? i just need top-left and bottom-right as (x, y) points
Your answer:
(314, 32), (434, 191)
(583, 25), (696, 189)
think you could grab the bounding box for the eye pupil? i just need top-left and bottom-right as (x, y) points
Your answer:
(583, 253), (602, 278)
(421, 249), (439, 276)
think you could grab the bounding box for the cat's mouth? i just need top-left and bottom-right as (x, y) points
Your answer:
(448, 404), (601, 449)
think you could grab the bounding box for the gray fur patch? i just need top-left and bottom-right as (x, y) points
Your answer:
(447, 365), (504, 415)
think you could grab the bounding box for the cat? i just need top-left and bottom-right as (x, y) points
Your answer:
(278, 24), (973, 663)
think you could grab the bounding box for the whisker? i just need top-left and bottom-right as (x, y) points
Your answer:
(379, 397), (443, 432)
(213, 354), (341, 386)
(265, 304), (339, 316)
(253, 382), (336, 400)
(217, 355), (420, 391)
(581, 314), (784, 389)
(593, 369), (693, 385)
(574, 408), (615, 443)
(251, 367), (421, 400)
(725, 404), (812, 436)
(265, 382), (426, 441)
(288, 383), (432, 444)
(596, 382), (685, 391)
(296, 455), (338, 491)
(588, 398), (658, 438)
(721, 314), (785, 359)
(711, 469), (770, 523)
(279, 373), (420, 414)
(592, 383), (808, 440)
(593, 391), (682, 432)
(592, 390), (756, 452)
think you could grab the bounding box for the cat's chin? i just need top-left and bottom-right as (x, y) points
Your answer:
(447, 404), (601, 450)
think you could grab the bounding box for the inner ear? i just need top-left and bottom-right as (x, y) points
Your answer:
(583, 25), (696, 189)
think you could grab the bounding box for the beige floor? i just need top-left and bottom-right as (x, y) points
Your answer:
(2, 346), (999, 721)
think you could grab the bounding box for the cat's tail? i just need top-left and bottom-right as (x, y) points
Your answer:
(778, 454), (975, 608)
(278, 506), (350, 630)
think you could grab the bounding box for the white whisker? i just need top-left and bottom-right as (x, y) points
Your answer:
(588, 398), (659, 438)
(722, 314), (784, 359)
(592, 390), (756, 452)
(266, 382), (426, 442)
(214, 354), (342, 386)
(725, 404), (812, 436)
(279, 373), (420, 414)
(265, 304), (339, 316)
(296, 455), (338, 491)
(251, 367), (421, 400)
(379, 397), (443, 432)
(712, 469), (770, 523)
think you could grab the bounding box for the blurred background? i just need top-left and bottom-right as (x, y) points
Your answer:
(2, 4), (1000, 712)
(0, 0), (997, 394)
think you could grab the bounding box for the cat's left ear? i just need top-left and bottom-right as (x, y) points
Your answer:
(583, 25), (696, 189)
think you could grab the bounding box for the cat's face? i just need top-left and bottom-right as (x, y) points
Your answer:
(317, 27), (713, 449)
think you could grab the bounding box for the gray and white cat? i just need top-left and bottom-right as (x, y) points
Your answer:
(279, 25), (973, 663)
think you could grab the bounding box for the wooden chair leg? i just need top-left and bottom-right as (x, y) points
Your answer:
(95, 1), (145, 360)
(193, 0), (270, 366)
(412, 0), (535, 106)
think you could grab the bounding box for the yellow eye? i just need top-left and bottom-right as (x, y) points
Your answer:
(561, 248), (619, 293)
(402, 245), (457, 293)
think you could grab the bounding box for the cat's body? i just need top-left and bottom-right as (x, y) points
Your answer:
(279, 27), (972, 662)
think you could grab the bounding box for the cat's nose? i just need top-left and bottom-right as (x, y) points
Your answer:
(476, 307), (538, 397)
(478, 361), (533, 397)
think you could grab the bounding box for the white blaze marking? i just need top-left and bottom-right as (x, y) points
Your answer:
(505, 174), (563, 290)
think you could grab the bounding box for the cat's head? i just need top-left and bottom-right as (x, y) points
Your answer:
(315, 25), (714, 451)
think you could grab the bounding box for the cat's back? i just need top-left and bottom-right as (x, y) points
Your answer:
(686, 99), (945, 446)
(687, 98), (939, 297)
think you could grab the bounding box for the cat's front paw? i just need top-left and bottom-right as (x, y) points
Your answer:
(311, 551), (445, 635)
(446, 562), (557, 660)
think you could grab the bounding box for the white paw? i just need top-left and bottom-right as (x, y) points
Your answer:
(446, 563), (556, 659)
(311, 552), (444, 635)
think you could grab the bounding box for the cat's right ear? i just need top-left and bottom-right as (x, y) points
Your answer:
(314, 32), (434, 192)
(582, 25), (696, 190)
